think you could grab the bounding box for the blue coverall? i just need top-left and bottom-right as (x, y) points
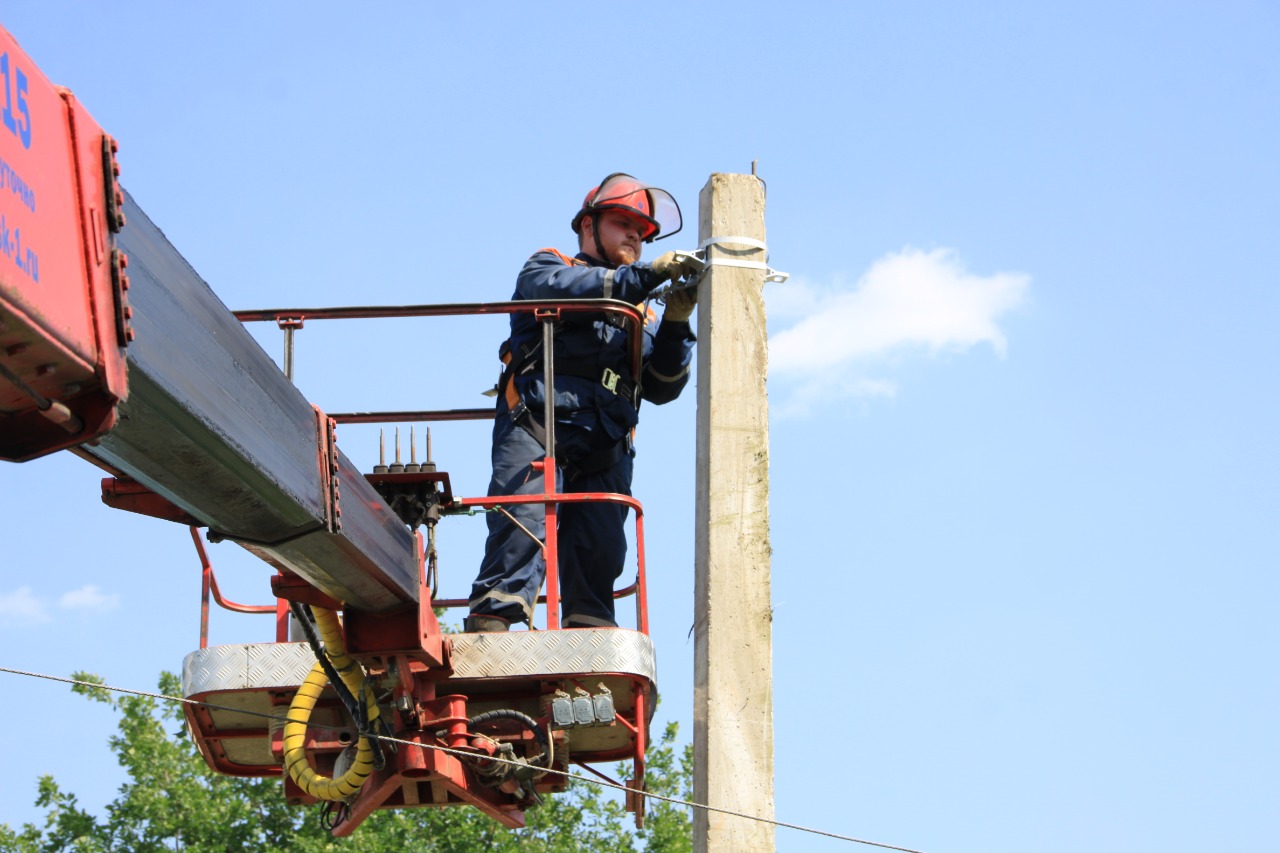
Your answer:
(468, 249), (696, 628)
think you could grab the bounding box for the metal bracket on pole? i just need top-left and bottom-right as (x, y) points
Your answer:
(697, 236), (789, 283)
(654, 237), (788, 302)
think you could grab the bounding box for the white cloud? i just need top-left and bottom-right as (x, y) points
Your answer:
(761, 274), (823, 323)
(772, 375), (898, 420)
(58, 585), (120, 613)
(0, 585), (121, 626)
(0, 587), (52, 626)
(766, 247), (1029, 415)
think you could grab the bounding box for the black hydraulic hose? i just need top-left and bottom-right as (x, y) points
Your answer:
(468, 708), (552, 768)
(290, 602), (357, 707)
(288, 601), (388, 769)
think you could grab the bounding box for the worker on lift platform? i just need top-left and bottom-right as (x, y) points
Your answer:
(466, 173), (700, 631)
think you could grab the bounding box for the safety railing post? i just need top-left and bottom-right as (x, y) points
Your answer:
(540, 317), (561, 629)
(634, 511), (649, 634)
(193, 526), (212, 650)
(277, 317), (304, 641)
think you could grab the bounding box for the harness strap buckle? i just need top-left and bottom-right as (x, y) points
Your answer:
(601, 368), (621, 394)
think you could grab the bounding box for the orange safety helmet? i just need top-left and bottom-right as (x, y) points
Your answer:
(571, 173), (682, 243)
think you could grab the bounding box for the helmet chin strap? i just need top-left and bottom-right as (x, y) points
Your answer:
(590, 213), (617, 268)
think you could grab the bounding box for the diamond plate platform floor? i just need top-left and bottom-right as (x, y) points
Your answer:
(182, 628), (657, 774)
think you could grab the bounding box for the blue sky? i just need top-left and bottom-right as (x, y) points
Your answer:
(2, 2), (1278, 850)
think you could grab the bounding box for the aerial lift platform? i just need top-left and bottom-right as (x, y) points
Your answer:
(0, 24), (661, 834)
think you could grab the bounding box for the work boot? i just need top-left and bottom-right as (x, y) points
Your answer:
(464, 614), (510, 633)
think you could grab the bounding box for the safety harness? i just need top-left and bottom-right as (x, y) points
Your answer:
(495, 249), (642, 480)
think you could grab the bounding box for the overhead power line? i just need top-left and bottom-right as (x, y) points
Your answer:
(0, 665), (930, 853)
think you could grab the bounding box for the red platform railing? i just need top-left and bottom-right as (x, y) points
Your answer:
(214, 299), (652, 636)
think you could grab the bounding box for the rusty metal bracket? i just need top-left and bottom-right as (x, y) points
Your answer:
(326, 415), (341, 533)
(270, 571), (342, 610)
(101, 477), (199, 525)
(314, 407), (342, 533)
(109, 248), (134, 346)
(344, 530), (447, 670)
(101, 134), (125, 233)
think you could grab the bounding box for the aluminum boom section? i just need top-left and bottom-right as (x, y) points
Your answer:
(86, 192), (417, 610)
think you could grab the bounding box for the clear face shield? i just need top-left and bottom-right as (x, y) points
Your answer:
(589, 173), (683, 242)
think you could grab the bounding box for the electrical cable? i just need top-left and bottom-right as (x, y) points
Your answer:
(0, 666), (930, 853)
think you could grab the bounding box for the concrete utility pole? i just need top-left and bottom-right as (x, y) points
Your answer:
(693, 172), (774, 852)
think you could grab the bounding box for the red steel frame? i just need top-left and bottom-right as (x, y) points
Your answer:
(189, 526), (285, 649)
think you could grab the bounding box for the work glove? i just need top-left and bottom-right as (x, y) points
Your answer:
(663, 286), (697, 322)
(650, 251), (696, 283)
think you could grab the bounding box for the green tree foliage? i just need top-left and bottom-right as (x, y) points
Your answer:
(0, 673), (692, 853)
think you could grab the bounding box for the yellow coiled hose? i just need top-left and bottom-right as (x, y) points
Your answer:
(282, 607), (382, 801)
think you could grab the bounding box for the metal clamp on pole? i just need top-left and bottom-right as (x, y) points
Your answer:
(652, 237), (789, 302)
(699, 236), (789, 283)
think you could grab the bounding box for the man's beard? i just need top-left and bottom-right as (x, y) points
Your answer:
(613, 245), (638, 266)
